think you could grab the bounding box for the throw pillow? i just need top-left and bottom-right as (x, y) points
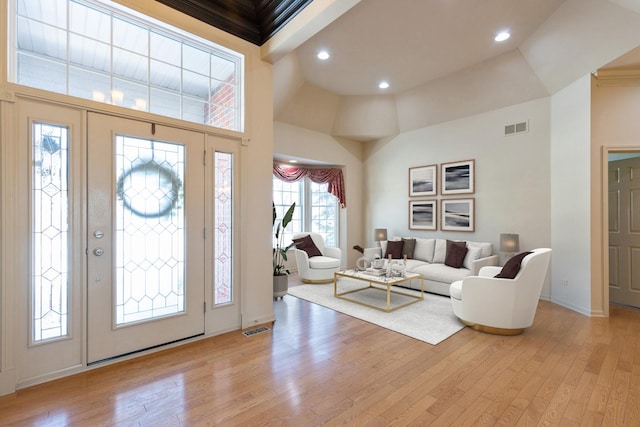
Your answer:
(292, 234), (323, 258)
(401, 238), (416, 259)
(445, 240), (468, 268)
(495, 251), (533, 279)
(413, 238), (435, 262)
(432, 239), (447, 263)
(384, 240), (404, 259)
(462, 245), (482, 270)
(446, 240), (466, 254)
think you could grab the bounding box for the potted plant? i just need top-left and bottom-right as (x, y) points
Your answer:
(273, 201), (296, 299)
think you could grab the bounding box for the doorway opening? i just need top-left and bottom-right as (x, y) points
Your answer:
(606, 149), (640, 311)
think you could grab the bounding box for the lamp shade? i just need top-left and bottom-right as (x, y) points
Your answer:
(500, 233), (519, 253)
(374, 228), (387, 242)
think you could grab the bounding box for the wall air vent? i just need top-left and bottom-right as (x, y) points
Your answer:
(504, 121), (528, 136)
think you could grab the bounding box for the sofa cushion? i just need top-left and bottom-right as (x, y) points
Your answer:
(413, 238), (435, 262)
(495, 251), (532, 279)
(433, 239), (447, 263)
(405, 259), (428, 271)
(308, 256), (341, 269)
(401, 238), (416, 259)
(384, 240), (404, 259)
(293, 234), (322, 258)
(413, 263), (471, 284)
(445, 240), (468, 268)
(463, 245), (482, 270)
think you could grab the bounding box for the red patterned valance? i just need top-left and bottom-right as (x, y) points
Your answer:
(273, 163), (346, 208)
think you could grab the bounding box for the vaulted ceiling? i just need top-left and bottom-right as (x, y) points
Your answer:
(158, 0), (640, 142)
(155, 0), (313, 46)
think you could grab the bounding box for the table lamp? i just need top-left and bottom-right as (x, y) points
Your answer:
(374, 228), (387, 247)
(500, 233), (519, 258)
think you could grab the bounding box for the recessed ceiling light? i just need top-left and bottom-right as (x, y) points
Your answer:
(495, 31), (510, 42)
(317, 50), (330, 60)
(378, 81), (390, 89)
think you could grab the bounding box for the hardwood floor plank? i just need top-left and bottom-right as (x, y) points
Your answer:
(514, 396), (548, 426)
(537, 382), (574, 425)
(1, 281), (640, 426)
(563, 371), (598, 423)
(449, 395), (492, 426)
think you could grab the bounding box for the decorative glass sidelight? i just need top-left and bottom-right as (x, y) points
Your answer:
(32, 122), (69, 341)
(115, 135), (185, 324)
(214, 152), (233, 305)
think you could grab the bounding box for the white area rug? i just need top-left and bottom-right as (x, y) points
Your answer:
(287, 280), (464, 345)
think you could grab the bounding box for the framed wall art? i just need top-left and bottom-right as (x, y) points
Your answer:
(409, 164), (437, 197)
(409, 200), (437, 230)
(441, 159), (474, 195)
(441, 198), (474, 232)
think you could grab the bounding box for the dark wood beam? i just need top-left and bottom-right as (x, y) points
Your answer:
(155, 0), (313, 46)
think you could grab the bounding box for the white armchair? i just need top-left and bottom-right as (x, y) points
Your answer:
(449, 248), (552, 335)
(292, 232), (342, 284)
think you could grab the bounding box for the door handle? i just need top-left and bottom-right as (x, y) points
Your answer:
(93, 247), (104, 256)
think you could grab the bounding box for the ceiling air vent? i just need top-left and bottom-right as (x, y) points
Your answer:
(504, 121), (528, 136)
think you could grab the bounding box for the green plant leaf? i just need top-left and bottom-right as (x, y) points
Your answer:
(281, 202), (296, 229)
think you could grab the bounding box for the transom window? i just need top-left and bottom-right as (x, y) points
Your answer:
(273, 176), (339, 247)
(11, 0), (244, 131)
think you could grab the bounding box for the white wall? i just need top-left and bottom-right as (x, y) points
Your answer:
(364, 98), (552, 298)
(274, 121), (365, 268)
(550, 75), (592, 315)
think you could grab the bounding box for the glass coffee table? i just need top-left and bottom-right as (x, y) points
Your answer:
(333, 270), (424, 312)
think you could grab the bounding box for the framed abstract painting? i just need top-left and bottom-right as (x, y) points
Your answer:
(409, 164), (437, 197)
(441, 159), (474, 195)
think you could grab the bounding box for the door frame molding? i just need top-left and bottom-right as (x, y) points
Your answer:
(600, 146), (640, 318)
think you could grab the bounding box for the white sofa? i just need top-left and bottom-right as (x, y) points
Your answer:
(363, 238), (498, 296)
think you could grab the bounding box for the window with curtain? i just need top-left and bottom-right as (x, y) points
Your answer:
(272, 174), (340, 248)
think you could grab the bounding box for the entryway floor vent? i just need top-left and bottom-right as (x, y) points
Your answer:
(242, 326), (270, 337)
(504, 121), (529, 136)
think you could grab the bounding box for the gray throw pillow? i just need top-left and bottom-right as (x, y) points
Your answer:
(401, 238), (416, 259)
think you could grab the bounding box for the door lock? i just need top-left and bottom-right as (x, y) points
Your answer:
(93, 247), (104, 256)
(94, 230), (104, 239)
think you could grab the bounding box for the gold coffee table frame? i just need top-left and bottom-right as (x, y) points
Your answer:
(334, 270), (424, 312)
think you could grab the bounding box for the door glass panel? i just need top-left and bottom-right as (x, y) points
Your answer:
(115, 135), (185, 325)
(214, 152), (233, 305)
(32, 122), (69, 342)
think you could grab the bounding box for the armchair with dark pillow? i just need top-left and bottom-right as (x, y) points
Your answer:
(449, 248), (552, 335)
(292, 232), (342, 284)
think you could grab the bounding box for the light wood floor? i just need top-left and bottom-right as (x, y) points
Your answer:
(1, 278), (640, 426)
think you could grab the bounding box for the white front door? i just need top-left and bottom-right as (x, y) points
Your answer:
(609, 157), (640, 309)
(87, 113), (205, 363)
